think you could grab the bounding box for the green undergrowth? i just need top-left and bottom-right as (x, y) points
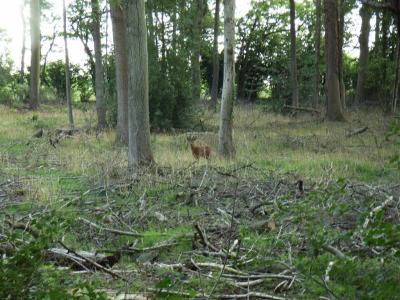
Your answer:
(0, 104), (399, 299)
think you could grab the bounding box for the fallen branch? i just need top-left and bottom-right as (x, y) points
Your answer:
(283, 105), (320, 115)
(78, 217), (144, 237)
(58, 241), (125, 280)
(5, 219), (39, 238)
(322, 244), (348, 260)
(145, 288), (291, 300)
(194, 223), (220, 252)
(346, 126), (369, 138)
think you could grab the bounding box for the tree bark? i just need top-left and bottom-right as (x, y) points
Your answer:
(314, 0), (322, 108)
(91, 0), (106, 129)
(289, 0), (299, 108)
(338, 0), (346, 109)
(20, 1), (26, 84)
(375, 11), (380, 45)
(63, 0), (74, 130)
(110, 2), (128, 144)
(29, 0), (40, 110)
(392, 37), (400, 112)
(324, 0), (345, 121)
(218, 0), (236, 158)
(126, 0), (154, 168)
(191, 0), (204, 102)
(355, 4), (372, 104)
(210, 0), (221, 111)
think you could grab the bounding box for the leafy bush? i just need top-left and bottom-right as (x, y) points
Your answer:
(0, 211), (106, 299)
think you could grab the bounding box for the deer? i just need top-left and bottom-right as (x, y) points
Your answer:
(187, 135), (211, 159)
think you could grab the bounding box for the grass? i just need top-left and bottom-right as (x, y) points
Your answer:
(0, 103), (399, 299)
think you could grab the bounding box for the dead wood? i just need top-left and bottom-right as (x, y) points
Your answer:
(58, 241), (125, 280)
(346, 126), (369, 137)
(194, 223), (220, 252)
(5, 219), (39, 238)
(283, 105), (321, 115)
(78, 217), (144, 237)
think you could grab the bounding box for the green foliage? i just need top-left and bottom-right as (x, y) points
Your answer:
(386, 121), (400, 169)
(0, 211), (107, 300)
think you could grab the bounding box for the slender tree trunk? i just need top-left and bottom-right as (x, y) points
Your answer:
(91, 0), (106, 129)
(314, 0), (321, 108)
(126, 0), (154, 168)
(63, 0), (74, 129)
(20, 1), (26, 84)
(338, 0), (346, 109)
(375, 11), (380, 46)
(110, 2), (128, 144)
(172, 3), (177, 56)
(392, 20), (400, 113)
(191, 0), (204, 102)
(355, 4), (372, 104)
(210, 0), (221, 111)
(29, 0), (40, 110)
(324, 0), (345, 121)
(289, 0), (299, 108)
(382, 12), (390, 110)
(160, 7), (167, 73)
(218, 0), (236, 158)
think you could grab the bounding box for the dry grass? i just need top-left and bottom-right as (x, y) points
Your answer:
(0, 104), (398, 196)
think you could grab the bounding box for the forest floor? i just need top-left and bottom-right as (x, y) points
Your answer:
(0, 104), (399, 299)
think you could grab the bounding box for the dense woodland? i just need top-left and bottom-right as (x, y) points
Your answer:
(0, 0), (400, 299)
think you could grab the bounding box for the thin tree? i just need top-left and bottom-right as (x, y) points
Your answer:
(361, 0), (400, 112)
(338, 0), (346, 109)
(91, 0), (106, 129)
(29, 0), (41, 110)
(20, 0), (27, 84)
(355, 4), (372, 104)
(289, 0), (299, 108)
(191, 0), (204, 102)
(126, 0), (154, 168)
(324, 0), (345, 121)
(210, 0), (221, 111)
(110, 1), (128, 144)
(218, 0), (236, 158)
(63, 0), (74, 129)
(314, 0), (322, 108)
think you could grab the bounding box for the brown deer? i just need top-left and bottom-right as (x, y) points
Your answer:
(187, 136), (211, 159)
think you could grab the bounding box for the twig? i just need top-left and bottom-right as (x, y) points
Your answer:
(346, 126), (369, 138)
(5, 219), (39, 238)
(58, 241), (125, 281)
(322, 244), (348, 260)
(194, 223), (220, 252)
(78, 217), (144, 237)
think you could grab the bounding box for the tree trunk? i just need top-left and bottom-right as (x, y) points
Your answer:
(191, 0), (204, 102)
(392, 13), (400, 113)
(289, 0), (299, 108)
(382, 12), (390, 110)
(126, 0), (154, 168)
(20, 1), (26, 84)
(110, 2), (128, 145)
(218, 0), (236, 158)
(91, 0), (106, 129)
(29, 0), (40, 110)
(338, 0), (346, 109)
(324, 0), (345, 121)
(314, 0), (321, 108)
(375, 11), (380, 46)
(63, 0), (74, 130)
(393, 40), (400, 112)
(355, 4), (372, 104)
(210, 0), (221, 111)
